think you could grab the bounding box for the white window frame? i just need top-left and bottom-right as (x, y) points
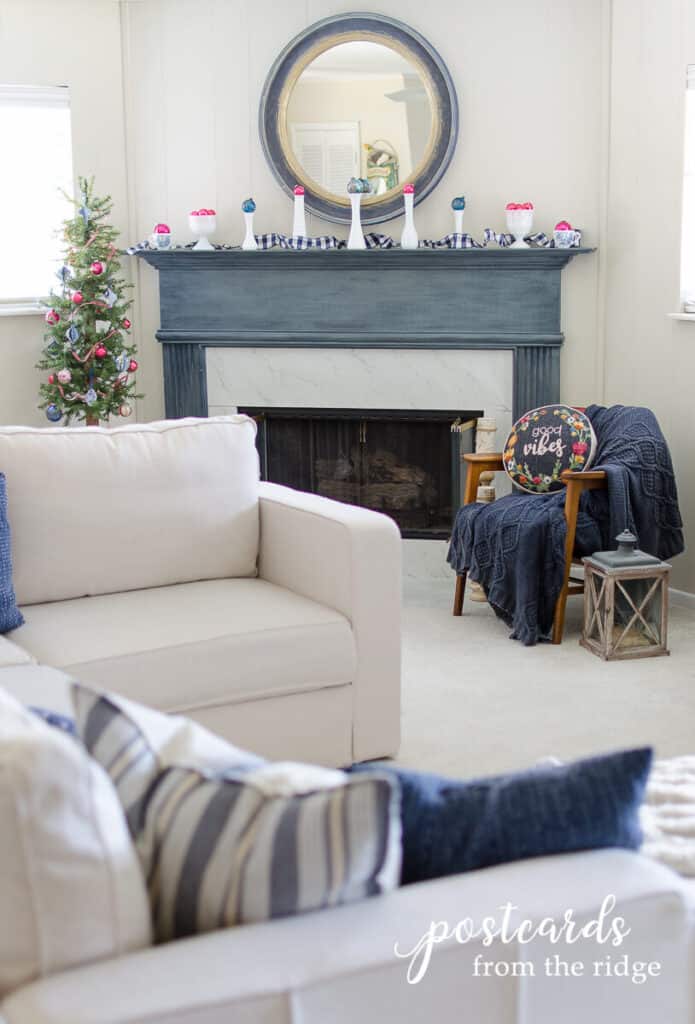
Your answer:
(672, 65), (695, 321)
(0, 84), (73, 316)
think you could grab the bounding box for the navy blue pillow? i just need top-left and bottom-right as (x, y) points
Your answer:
(352, 748), (651, 885)
(0, 473), (23, 633)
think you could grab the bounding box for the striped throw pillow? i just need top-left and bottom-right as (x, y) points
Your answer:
(73, 685), (401, 941)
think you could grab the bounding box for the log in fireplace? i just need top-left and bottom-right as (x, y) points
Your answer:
(240, 407), (480, 538)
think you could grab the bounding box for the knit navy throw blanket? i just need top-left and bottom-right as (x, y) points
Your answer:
(447, 405), (685, 645)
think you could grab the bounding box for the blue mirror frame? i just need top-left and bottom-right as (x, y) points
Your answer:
(259, 12), (459, 225)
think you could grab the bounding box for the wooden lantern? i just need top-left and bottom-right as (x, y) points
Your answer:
(581, 531), (671, 660)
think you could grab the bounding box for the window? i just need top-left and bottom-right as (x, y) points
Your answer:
(0, 85), (73, 309)
(290, 122), (360, 194)
(681, 66), (695, 310)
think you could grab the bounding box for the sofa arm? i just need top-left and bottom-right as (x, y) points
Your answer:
(257, 482), (401, 761)
(3, 852), (692, 1024)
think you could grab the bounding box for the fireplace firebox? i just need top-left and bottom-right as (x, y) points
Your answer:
(240, 407), (481, 538)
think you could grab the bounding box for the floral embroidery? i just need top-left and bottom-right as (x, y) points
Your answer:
(503, 405), (595, 494)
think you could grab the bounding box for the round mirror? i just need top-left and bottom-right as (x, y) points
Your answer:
(259, 14), (458, 225)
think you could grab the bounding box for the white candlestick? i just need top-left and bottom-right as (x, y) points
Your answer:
(347, 193), (366, 249)
(454, 209), (464, 234)
(292, 191), (306, 238)
(401, 189), (418, 249)
(242, 210), (257, 251)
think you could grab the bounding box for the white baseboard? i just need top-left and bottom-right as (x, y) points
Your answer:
(669, 587), (695, 610)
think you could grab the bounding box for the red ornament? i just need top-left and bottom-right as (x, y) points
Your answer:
(128, 359), (138, 372)
(90, 260), (105, 275)
(45, 309), (60, 325)
(94, 345), (108, 359)
(48, 373), (56, 384)
(72, 291), (84, 304)
(122, 318), (131, 330)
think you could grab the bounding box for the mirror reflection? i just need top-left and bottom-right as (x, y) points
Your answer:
(286, 40), (433, 198)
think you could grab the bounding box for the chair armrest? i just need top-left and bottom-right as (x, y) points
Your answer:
(461, 453), (504, 504)
(561, 469), (607, 485)
(257, 482), (401, 761)
(463, 452), (505, 469)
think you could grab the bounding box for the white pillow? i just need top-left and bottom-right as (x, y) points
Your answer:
(1, 416), (260, 605)
(0, 688), (151, 997)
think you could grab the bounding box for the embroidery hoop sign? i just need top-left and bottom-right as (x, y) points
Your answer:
(503, 405), (597, 494)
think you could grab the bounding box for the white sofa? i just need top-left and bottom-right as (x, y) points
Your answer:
(0, 417), (401, 765)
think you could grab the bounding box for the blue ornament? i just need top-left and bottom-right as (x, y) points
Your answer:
(241, 197), (256, 213)
(451, 196), (466, 211)
(66, 324), (80, 343)
(56, 265), (71, 285)
(85, 388), (97, 406)
(347, 177), (363, 194)
(46, 404), (62, 422)
(114, 352), (129, 373)
(78, 204), (91, 225)
(359, 177), (372, 194)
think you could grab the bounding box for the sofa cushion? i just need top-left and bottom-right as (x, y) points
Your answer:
(0, 416), (260, 606)
(0, 473), (23, 634)
(0, 636), (34, 668)
(13, 578), (356, 713)
(73, 685), (401, 942)
(0, 688), (151, 998)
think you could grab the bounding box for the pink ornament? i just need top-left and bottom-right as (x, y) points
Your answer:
(403, 183), (415, 194)
(122, 318), (131, 330)
(48, 373), (56, 385)
(293, 185), (305, 196)
(45, 309), (60, 325)
(119, 402), (133, 418)
(94, 345), (107, 359)
(505, 202), (520, 210)
(555, 220), (572, 230)
(90, 260), (104, 275)
(72, 291), (83, 305)
(57, 369), (72, 385)
(520, 202), (534, 210)
(153, 223), (170, 234)
(128, 359), (138, 373)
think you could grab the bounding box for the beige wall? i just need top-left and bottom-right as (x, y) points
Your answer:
(603, 0), (695, 592)
(0, 0), (130, 426)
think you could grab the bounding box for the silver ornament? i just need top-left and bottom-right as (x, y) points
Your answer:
(85, 388), (97, 406)
(119, 402), (132, 418)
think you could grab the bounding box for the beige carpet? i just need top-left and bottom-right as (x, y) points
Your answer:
(396, 579), (695, 779)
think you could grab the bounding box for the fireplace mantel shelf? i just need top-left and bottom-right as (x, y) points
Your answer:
(139, 247), (594, 272)
(138, 244), (595, 420)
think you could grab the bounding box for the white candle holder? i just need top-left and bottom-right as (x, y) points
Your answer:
(400, 183), (418, 249)
(241, 198), (257, 251)
(189, 209), (216, 251)
(346, 177), (371, 250)
(451, 195), (466, 235)
(292, 185), (306, 238)
(505, 203), (534, 249)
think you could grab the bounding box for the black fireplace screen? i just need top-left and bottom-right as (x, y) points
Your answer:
(239, 407), (481, 539)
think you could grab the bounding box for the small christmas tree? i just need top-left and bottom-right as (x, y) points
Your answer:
(37, 176), (141, 425)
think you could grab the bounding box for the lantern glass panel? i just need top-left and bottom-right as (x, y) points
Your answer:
(612, 575), (664, 651)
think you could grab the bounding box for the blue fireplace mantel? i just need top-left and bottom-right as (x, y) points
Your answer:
(137, 247), (595, 420)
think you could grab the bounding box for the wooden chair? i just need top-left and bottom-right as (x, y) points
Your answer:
(452, 453), (607, 644)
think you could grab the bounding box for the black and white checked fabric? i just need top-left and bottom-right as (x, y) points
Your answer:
(126, 228), (581, 256)
(73, 685), (402, 942)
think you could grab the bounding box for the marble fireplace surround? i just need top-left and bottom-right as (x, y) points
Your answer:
(138, 247), (594, 428)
